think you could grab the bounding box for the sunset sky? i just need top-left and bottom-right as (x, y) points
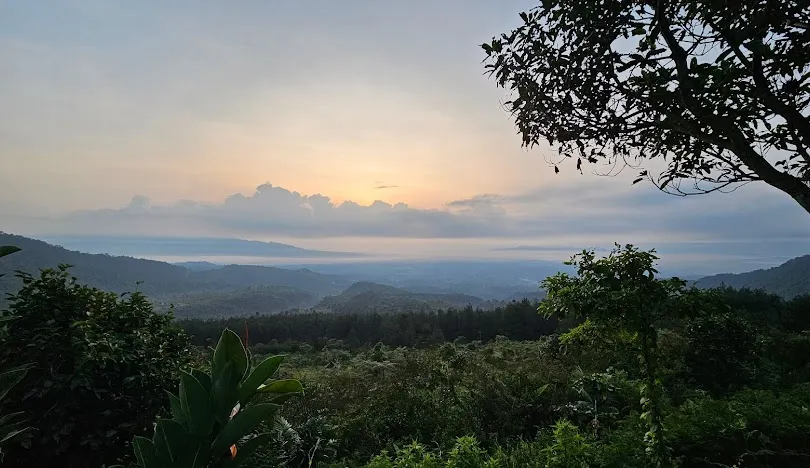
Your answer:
(2, 0), (809, 273)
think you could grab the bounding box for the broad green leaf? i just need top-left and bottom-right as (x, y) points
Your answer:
(179, 371), (214, 437)
(187, 438), (210, 468)
(212, 361), (238, 425)
(223, 433), (272, 467)
(152, 419), (191, 463)
(211, 403), (279, 455)
(171, 433), (208, 468)
(238, 355), (285, 404)
(167, 391), (189, 428)
(191, 369), (212, 396)
(133, 436), (163, 468)
(256, 379), (303, 396)
(213, 329), (248, 383)
(0, 246), (21, 258)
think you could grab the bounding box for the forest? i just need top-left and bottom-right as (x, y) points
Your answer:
(2, 243), (810, 468)
(3, 0), (810, 466)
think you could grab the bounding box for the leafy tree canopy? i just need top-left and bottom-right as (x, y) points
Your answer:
(0, 266), (193, 468)
(483, 0), (810, 213)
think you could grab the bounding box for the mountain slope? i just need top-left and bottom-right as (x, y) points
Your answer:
(0, 233), (349, 303)
(696, 255), (810, 299)
(316, 281), (486, 314)
(170, 286), (319, 319)
(38, 235), (362, 259)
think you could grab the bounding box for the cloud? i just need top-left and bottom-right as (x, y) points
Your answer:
(7, 180), (803, 248)
(374, 185), (400, 189)
(4, 180), (809, 273)
(42, 183), (507, 239)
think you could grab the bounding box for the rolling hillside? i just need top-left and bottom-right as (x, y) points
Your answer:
(696, 255), (810, 299)
(170, 286), (319, 319)
(315, 281), (487, 314)
(0, 233), (349, 307)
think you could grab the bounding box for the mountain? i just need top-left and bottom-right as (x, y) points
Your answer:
(0, 233), (349, 305)
(315, 281), (486, 314)
(37, 235), (362, 259)
(281, 260), (564, 300)
(175, 261), (222, 271)
(696, 255), (810, 299)
(170, 286), (319, 319)
(506, 290), (546, 302)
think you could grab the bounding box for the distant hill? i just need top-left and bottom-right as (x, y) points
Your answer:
(506, 290), (546, 302)
(0, 233), (349, 306)
(282, 260), (564, 300)
(316, 281), (486, 314)
(696, 255), (810, 299)
(170, 286), (319, 319)
(175, 261), (222, 271)
(37, 235), (362, 259)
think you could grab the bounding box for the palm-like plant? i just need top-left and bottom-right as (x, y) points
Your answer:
(123, 328), (303, 468)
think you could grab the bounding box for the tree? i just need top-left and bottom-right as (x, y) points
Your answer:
(483, 1), (810, 213)
(0, 266), (193, 468)
(0, 245), (33, 463)
(539, 244), (716, 467)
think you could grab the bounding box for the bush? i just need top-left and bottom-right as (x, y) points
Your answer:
(684, 312), (760, 396)
(0, 266), (193, 467)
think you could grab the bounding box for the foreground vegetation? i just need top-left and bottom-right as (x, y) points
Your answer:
(2, 242), (810, 467)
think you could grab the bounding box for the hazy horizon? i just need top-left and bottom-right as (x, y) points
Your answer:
(2, 1), (808, 274)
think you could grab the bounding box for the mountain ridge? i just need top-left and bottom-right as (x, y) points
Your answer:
(0, 233), (349, 304)
(38, 235), (362, 259)
(696, 254), (810, 299)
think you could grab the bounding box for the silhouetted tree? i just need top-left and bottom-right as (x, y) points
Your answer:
(484, 1), (810, 213)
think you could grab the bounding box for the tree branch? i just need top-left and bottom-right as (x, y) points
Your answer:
(655, 0), (810, 213)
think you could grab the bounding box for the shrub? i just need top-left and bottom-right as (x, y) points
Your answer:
(0, 266), (192, 467)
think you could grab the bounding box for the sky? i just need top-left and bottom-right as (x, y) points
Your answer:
(1, 0), (809, 274)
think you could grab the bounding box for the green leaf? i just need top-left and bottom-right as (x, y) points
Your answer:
(238, 355), (285, 405)
(133, 436), (163, 468)
(255, 379), (303, 397)
(152, 419), (191, 463)
(167, 391), (189, 428)
(223, 433), (272, 467)
(211, 403), (279, 456)
(187, 439), (210, 468)
(212, 361), (239, 426)
(213, 329), (248, 383)
(191, 368), (212, 396)
(0, 246), (21, 259)
(179, 371), (214, 437)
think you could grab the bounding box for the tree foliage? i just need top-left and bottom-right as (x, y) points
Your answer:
(180, 299), (555, 350)
(483, 0), (810, 213)
(539, 244), (717, 467)
(0, 266), (193, 468)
